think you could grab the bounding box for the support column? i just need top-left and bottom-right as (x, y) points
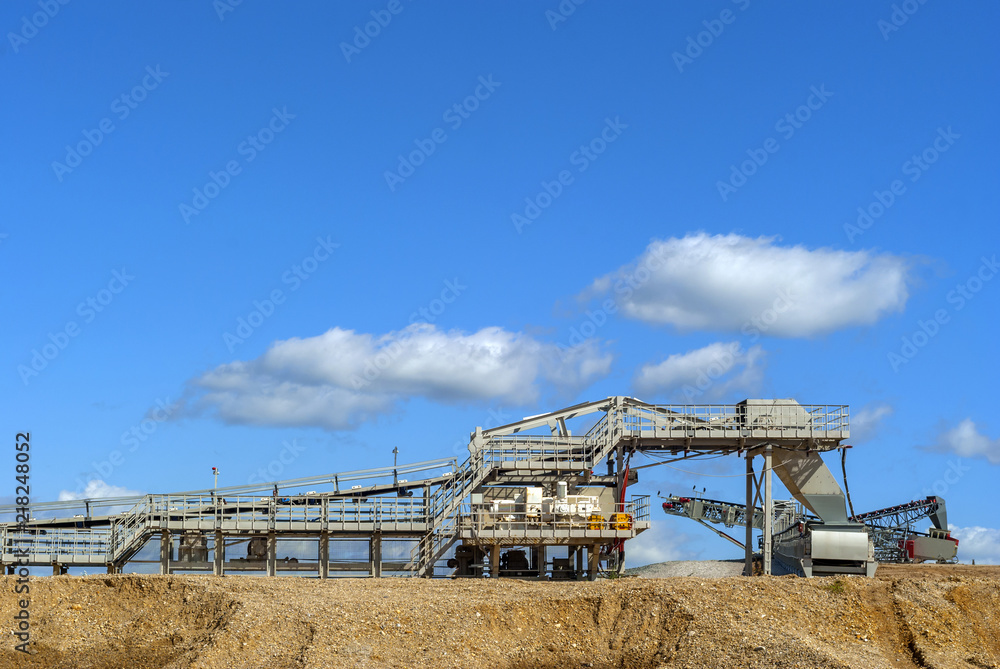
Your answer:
(763, 446), (773, 576)
(319, 532), (329, 580)
(52, 563), (61, 576)
(106, 563), (118, 575)
(588, 543), (600, 581)
(536, 545), (546, 580)
(371, 534), (382, 578)
(490, 545), (501, 578)
(744, 454), (753, 576)
(160, 530), (171, 575)
(266, 532), (276, 577)
(575, 546), (584, 580)
(213, 531), (224, 576)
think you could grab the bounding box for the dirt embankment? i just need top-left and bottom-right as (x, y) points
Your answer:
(2, 566), (998, 669)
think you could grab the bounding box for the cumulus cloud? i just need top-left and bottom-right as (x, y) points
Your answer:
(582, 233), (912, 336)
(186, 324), (612, 430)
(931, 419), (1000, 464)
(850, 403), (893, 441)
(950, 526), (1000, 565)
(58, 479), (143, 501)
(633, 341), (764, 401)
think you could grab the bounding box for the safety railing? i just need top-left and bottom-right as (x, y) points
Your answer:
(620, 404), (849, 439)
(2, 527), (113, 561)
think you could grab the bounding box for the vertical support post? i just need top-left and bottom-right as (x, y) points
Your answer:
(52, 563), (61, 576)
(266, 532), (276, 577)
(106, 563), (118, 575)
(763, 445), (773, 576)
(588, 543), (601, 581)
(490, 545), (500, 578)
(371, 534), (382, 578)
(537, 545), (546, 580)
(575, 546), (584, 580)
(744, 453), (753, 576)
(160, 530), (171, 575)
(213, 530), (224, 576)
(319, 531), (329, 580)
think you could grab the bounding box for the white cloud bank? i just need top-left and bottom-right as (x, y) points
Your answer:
(634, 341), (764, 401)
(951, 526), (1000, 565)
(933, 419), (1000, 464)
(58, 479), (143, 501)
(582, 233), (912, 336)
(187, 324), (612, 430)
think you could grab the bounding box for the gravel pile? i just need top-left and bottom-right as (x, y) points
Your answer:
(626, 559), (745, 578)
(2, 564), (998, 668)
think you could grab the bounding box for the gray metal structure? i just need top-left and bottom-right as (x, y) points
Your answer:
(2, 397), (858, 578)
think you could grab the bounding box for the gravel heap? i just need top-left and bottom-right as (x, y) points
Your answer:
(2, 564), (998, 669)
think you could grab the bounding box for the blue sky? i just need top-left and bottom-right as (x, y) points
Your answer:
(3, 1), (999, 565)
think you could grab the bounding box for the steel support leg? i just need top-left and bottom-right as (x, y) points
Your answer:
(537, 545), (546, 580)
(319, 532), (329, 580)
(160, 530), (171, 575)
(763, 446), (773, 576)
(575, 546), (584, 580)
(490, 545), (501, 578)
(744, 454), (753, 576)
(214, 531), (224, 576)
(371, 534), (382, 578)
(266, 532), (276, 577)
(588, 543), (600, 581)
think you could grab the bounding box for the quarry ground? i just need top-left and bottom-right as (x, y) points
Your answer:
(2, 563), (999, 669)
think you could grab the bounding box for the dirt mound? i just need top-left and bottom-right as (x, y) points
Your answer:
(2, 566), (998, 668)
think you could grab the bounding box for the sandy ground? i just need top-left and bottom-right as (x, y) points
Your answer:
(2, 564), (998, 669)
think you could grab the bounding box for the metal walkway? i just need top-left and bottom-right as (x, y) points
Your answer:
(2, 397), (850, 578)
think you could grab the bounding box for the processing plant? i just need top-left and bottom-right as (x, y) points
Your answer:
(1, 397), (907, 579)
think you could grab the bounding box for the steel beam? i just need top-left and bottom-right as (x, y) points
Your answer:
(763, 446), (773, 576)
(160, 530), (171, 575)
(744, 455), (753, 576)
(213, 530), (224, 576)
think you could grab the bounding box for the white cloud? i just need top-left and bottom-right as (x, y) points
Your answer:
(850, 403), (893, 441)
(58, 479), (143, 501)
(582, 233), (912, 336)
(188, 324), (612, 430)
(950, 526), (1000, 565)
(633, 341), (764, 401)
(933, 419), (1000, 464)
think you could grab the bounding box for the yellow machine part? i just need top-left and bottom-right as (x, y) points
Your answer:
(587, 513), (605, 530)
(610, 513), (633, 530)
